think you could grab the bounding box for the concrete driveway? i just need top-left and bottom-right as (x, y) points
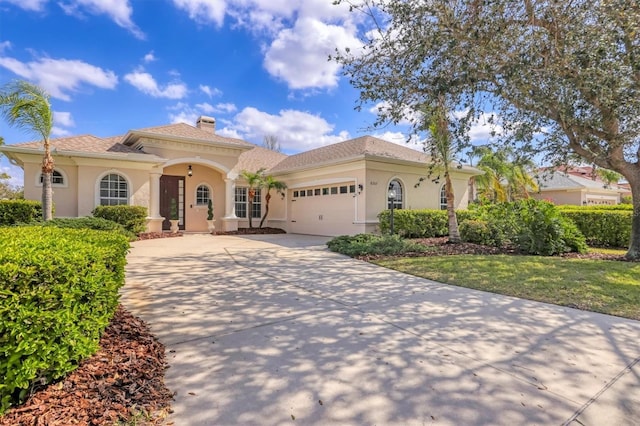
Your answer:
(121, 234), (640, 425)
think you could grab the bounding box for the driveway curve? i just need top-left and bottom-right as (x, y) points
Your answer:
(121, 234), (640, 426)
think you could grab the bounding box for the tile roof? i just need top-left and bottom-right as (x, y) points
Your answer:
(14, 134), (140, 154)
(537, 171), (623, 191)
(231, 147), (288, 175)
(269, 135), (430, 173)
(130, 123), (254, 148)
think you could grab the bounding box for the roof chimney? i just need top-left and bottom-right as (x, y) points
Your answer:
(196, 116), (216, 134)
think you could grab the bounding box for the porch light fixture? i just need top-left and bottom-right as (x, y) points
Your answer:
(388, 189), (396, 235)
(188, 165), (193, 177)
(358, 183), (363, 194)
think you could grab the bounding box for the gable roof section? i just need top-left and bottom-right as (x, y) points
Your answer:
(537, 171), (625, 192)
(122, 122), (254, 149)
(14, 134), (138, 154)
(231, 147), (288, 176)
(269, 136), (431, 173)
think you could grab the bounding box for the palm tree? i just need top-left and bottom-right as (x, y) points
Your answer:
(239, 168), (265, 228)
(421, 95), (461, 243)
(259, 175), (287, 228)
(473, 146), (538, 203)
(0, 81), (53, 220)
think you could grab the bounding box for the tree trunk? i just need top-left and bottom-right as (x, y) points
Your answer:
(41, 144), (54, 221)
(259, 192), (271, 229)
(625, 174), (640, 261)
(247, 194), (254, 228)
(445, 173), (461, 243)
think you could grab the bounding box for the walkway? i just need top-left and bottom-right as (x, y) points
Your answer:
(121, 234), (640, 425)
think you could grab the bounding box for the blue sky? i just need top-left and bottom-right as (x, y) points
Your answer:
(0, 0), (493, 187)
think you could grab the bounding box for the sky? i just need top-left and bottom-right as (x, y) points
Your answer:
(0, 0), (494, 187)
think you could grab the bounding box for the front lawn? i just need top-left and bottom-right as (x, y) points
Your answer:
(374, 255), (640, 321)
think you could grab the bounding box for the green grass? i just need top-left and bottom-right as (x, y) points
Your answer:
(588, 247), (628, 255)
(374, 255), (640, 321)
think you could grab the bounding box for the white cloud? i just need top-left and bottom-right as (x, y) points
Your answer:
(172, 0), (226, 26)
(369, 101), (423, 127)
(168, 102), (235, 124)
(199, 84), (222, 98)
(372, 131), (424, 151)
(222, 106), (350, 152)
(0, 162), (24, 188)
(53, 111), (75, 127)
(0, 0), (47, 11)
(58, 0), (144, 39)
(0, 41), (11, 54)
(263, 17), (362, 90)
(171, 1), (362, 90)
(124, 70), (187, 99)
(0, 55), (118, 101)
(51, 126), (72, 136)
(143, 51), (156, 63)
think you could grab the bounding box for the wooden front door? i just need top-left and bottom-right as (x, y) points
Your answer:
(160, 175), (185, 230)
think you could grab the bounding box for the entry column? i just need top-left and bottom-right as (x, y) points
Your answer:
(221, 177), (239, 232)
(147, 170), (164, 233)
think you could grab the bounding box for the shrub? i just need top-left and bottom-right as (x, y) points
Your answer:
(44, 217), (136, 241)
(459, 219), (501, 246)
(0, 226), (130, 414)
(513, 199), (587, 255)
(327, 233), (428, 257)
(559, 209), (631, 247)
(0, 200), (41, 225)
(462, 200), (587, 255)
(93, 205), (148, 235)
(378, 209), (478, 237)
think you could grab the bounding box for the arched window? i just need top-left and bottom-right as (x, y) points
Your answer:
(440, 184), (448, 210)
(99, 173), (129, 205)
(196, 184), (211, 206)
(39, 169), (65, 186)
(387, 179), (403, 210)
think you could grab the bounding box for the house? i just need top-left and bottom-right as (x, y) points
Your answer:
(532, 168), (627, 206)
(0, 116), (482, 236)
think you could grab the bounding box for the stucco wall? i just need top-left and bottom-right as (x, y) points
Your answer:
(365, 161), (473, 224)
(23, 160), (79, 217)
(138, 139), (241, 173)
(532, 190), (583, 206)
(163, 164), (225, 232)
(76, 165), (151, 216)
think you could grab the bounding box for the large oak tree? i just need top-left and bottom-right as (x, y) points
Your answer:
(335, 0), (640, 260)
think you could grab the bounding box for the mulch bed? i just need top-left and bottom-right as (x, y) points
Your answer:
(358, 237), (630, 262)
(216, 227), (286, 235)
(0, 306), (173, 426)
(137, 232), (183, 240)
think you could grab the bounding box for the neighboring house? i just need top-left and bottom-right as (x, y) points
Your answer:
(533, 169), (626, 206)
(0, 116), (482, 236)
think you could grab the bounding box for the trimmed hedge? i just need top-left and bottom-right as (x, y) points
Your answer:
(559, 209), (632, 247)
(378, 209), (477, 237)
(44, 217), (136, 241)
(327, 234), (428, 257)
(0, 226), (130, 414)
(0, 200), (41, 225)
(93, 205), (148, 235)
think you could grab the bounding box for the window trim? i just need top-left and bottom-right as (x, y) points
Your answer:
(440, 184), (448, 210)
(387, 178), (404, 210)
(235, 187), (262, 219)
(95, 171), (131, 207)
(195, 183), (212, 206)
(36, 169), (68, 188)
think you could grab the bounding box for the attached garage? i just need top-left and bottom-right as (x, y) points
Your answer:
(289, 183), (358, 236)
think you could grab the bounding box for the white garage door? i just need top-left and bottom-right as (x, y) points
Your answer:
(290, 185), (357, 236)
